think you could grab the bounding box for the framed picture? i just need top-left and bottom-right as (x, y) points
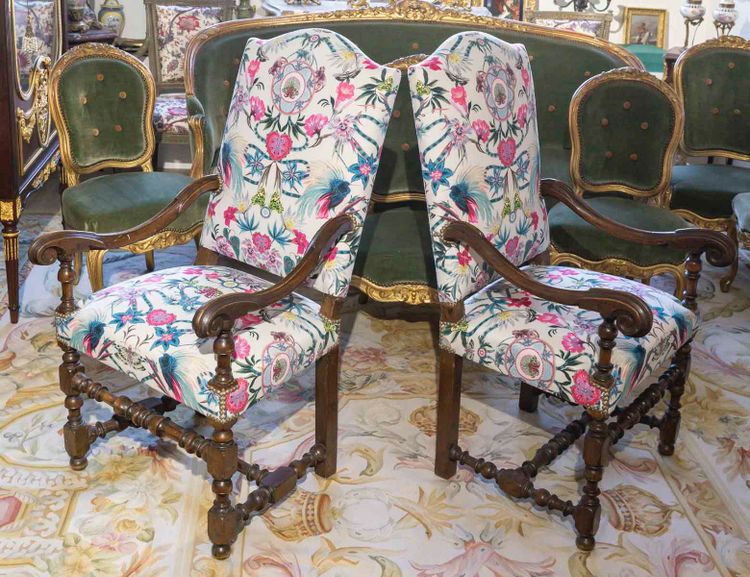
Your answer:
(624, 7), (667, 48)
(484, 0), (524, 19)
(525, 10), (613, 40)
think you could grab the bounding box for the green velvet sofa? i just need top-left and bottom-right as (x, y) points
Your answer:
(185, 0), (642, 304)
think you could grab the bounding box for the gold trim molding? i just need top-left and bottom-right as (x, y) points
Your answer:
(31, 151), (60, 190)
(124, 223), (204, 254)
(351, 275), (438, 305)
(0, 198), (22, 222)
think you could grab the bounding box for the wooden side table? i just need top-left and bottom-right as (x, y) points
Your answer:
(664, 46), (686, 85)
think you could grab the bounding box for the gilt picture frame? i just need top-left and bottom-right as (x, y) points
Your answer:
(624, 7), (667, 49)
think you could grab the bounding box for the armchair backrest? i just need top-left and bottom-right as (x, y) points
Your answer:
(674, 36), (750, 162)
(569, 67), (683, 204)
(49, 44), (155, 186)
(200, 29), (400, 298)
(408, 31), (549, 303)
(144, 0), (234, 93)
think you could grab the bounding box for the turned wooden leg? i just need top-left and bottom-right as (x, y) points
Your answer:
(145, 250), (155, 272)
(435, 349), (463, 479)
(720, 225), (739, 293)
(315, 347), (339, 477)
(659, 343), (690, 456)
(59, 346), (90, 470)
(86, 250), (106, 292)
(574, 418), (609, 551)
(206, 418), (240, 560)
(518, 382), (541, 413)
(2, 221), (20, 324)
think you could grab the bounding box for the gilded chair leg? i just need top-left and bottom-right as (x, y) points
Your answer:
(720, 226), (739, 292)
(206, 418), (240, 560)
(518, 382), (541, 413)
(435, 349), (463, 479)
(659, 342), (690, 456)
(574, 418), (609, 551)
(315, 347), (340, 477)
(60, 346), (90, 470)
(145, 250), (155, 272)
(86, 250), (106, 292)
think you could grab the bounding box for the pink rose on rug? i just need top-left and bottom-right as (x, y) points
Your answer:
(146, 309), (176, 326)
(304, 114), (328, 137)
(498, 138), (517, 167)
(562, 332), (585, 353)
(472, 119), (490, 142)
(451, 85), (467, 107)
(223, 206), (238, 226)
(266, 131), (292, 161)
(517, 104), (528, 128)
(247, 59), (260, 80)
(227, 379), (250, 413)
(571, 370), (601, 405)
(249, 96), (265, 122)
(233, 335), (251, 359)
(336, 82), (355, 104)
(252, 232), (272, 252)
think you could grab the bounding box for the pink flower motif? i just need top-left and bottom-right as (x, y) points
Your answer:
(91, 532), (136, 554)
(517, 104), (528, 128)
(472, 119), (490, 142)
(252, 232), (272, 253)
(325, 246), (338, 262)
(207, 198), (218, 218)
(183, 267), (204, 275)
(498, 138), (517, 167)
(537, 312), (561, 325)
(227, 379), (250, 413)
(223, 206), (238, 226)
(451, 85), (467, 107)
(237, 312), (263, 328)
(336, 82), (355, 104)
(562, 332), (585, 353)
(146, 309), (176, 326)
(507, 295), (531, 308)
(505, 236), (520, 260)
(521, 67), (530, 89)
(291, 229), (308, 254)
(457, 247), (472, 267)
(422, 56), (442, 71)
(362, 57), (379, 70)
(176, 14), (200, 32)
(233, 335), (251, 360)
(199, 287), (221, 299)
(304, 114), (328, 137)
(531, 211), (539, 230)
(249, 96), (265, 122)
(571, 370), (601, 405)
(247, 59), (260, 80)
(266, 132), (292, 161)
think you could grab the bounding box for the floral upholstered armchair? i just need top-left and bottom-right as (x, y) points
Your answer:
(409, 31), (734, 550)
(144, 0), (235, 157)
(30, 29), (399, 559)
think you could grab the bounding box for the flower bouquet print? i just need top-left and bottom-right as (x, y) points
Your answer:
(202, 29), (400, 298)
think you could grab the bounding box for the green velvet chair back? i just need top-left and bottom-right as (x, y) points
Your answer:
(184, 0), (642, 197)
(674, 35), (750, 162)
(569, 67), (683, 204)
(49, 43), (155, 186)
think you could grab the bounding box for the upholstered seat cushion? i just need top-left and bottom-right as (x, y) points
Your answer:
(56, 266), (338, 420)
(733, 192), (750, 233)
(62, 172), (205, 233)
(153, 93), (189, 136)
(549, 196), (691, 266)
(441, 266), (697, 415)
(671, 164), (750, 219)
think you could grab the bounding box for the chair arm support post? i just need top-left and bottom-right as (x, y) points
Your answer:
(682, 252), (702, 313)
(540, 179), (736, 268)
(442, 221), (653, 338)
(192, 214), (354, 339)
(28, 175), (221, 264)
(593, 317), (617, 391)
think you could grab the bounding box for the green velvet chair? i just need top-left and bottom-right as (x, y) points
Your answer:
(50, 43), (206, 291)
(549, 68), (692, 296)
(671, 36), (750, 292)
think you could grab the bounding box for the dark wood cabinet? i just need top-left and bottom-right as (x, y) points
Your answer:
(1, 0), (65, 322)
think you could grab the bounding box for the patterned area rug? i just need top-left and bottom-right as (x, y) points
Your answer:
(1, 243), (749, 577)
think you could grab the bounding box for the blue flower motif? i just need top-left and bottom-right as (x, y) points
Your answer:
(347, 153), (378, 187)
(244, 148), (266, 179)
(151, 326), (183, 351)
(281, 160), (309, 192)
(485, 166), (504, 196)
(423, 160), (454, 194)
(110, 306), (144, 331)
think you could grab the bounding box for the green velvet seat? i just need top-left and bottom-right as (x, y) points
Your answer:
(671, 164), (750, 220)
(63, 172), (205, 233)
(550, 196), (691, 266)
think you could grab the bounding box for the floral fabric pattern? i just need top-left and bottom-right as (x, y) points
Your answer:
(153, 93), (189, 135)
(441, 266), (698, 414)
(408, 32), (549, 303)
(201, 29), (400, 297)
(56, 266), (338, 420)
(155, 5), (222, 83)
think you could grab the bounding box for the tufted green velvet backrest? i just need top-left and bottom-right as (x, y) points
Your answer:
(570, 68), (682, 199)
(185, 1), (641, 197)
(50, 44), (155, 177)
(674, 36), (750, 160)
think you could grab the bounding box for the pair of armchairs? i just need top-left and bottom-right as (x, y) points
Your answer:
(30, 30), (734, 559)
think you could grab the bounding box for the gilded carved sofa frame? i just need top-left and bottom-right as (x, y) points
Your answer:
(183, 0), (642, 306)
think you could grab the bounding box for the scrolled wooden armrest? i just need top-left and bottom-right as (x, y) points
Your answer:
(541, 179), (736, 268)
(192, 214), (354, 339)
(29, 175), (220, 266)
(443, 221), (653, 338)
